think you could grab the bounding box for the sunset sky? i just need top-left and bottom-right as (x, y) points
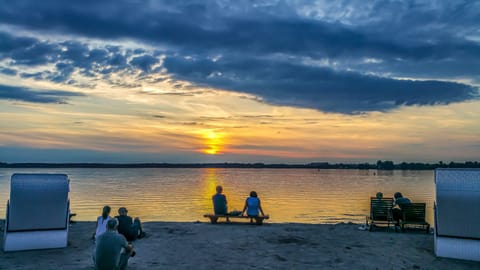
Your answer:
(0, 0), (479, 163)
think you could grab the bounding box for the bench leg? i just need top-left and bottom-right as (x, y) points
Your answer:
(255, 218), (263, 225)
(69, 213), (77, 224)
(209, 217), (218, 224)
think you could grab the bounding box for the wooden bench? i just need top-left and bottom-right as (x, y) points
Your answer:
(401, 203), (430, 233)
(366, 197), (394, 231)
(204, 214), (269, 225)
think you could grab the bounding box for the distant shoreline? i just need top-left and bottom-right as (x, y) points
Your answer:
(1, 161), (479, 170)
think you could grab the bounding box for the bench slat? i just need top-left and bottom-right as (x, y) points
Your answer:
(401, 203), (430, 233)
(367, 197), (394, 231)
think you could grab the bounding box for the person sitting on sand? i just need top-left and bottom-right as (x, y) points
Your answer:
(392, 192), (411, 227)
(94, 205), (112, 241)
(115, 207), (145, 242)
(212, 185), (228, 215)
(94, 219), (135, 270)
(241, 191), (265, 217)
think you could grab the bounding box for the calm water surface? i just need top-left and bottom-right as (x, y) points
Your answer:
(0, 168), (435, 224)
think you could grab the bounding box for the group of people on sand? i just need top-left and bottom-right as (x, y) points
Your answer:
(93, 206), (145, 270)
(212, 185), (266, 217)
(92, 187), (267, 270)
(375, 191), (411, 229)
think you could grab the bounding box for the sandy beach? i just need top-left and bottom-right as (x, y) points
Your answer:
(1, 220), (479, 270)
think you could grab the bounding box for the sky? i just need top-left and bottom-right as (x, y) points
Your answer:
(0, 0), (479, 163)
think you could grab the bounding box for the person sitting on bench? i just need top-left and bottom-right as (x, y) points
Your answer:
(212, 185), (228, 215)
(241, 191), (265, 217)
(392, 192), (411, 227)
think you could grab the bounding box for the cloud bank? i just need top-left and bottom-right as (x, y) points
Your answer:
(0, 0), (478, 113)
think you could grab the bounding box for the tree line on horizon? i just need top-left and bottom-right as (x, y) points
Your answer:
(309, 160), (480, 170)
(0, 160), (479, 170)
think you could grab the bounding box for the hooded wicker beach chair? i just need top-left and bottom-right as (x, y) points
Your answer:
(434, 169), (480, 261)
(3, 173), (70, 252)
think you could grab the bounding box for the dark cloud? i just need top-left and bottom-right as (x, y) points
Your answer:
(0, 67), (17, 76)
(0, 32), (36, 53)
(0, 84), (85, 103)
(50, 62), (75, 83)
(164, 56), (478, 114)
(10, 41), (59, 66)
(1, 1), (478, 61)
(20, 71), (52, 80)
(129, 55), (158, 73)
(0, 1), (479, 113)
(0, 31), (134, 85)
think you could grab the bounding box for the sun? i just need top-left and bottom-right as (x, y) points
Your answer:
(202, 130), (224, 155)
(205, 146), (220, 155)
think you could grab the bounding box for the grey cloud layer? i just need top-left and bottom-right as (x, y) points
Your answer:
(0, 32), (155, 88)
(164, 56), (477, 113)
(0, 84), (84, 103)
(0, 0), (478, 112)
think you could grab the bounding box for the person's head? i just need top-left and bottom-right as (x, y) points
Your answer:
(376, 192), (383, 199)
(394, 192), (403, 199)
(102, 205), (111, 219)
(118, 207), (128, 216)
(216, 185), (223, 194)
(106, 218), (118, 231)
(250, 191), (258, 197)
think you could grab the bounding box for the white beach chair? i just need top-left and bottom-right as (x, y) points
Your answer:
(3, 173), (70, 252)
(434, 169), (480, 261)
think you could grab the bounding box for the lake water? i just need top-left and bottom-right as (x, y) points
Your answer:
(0, 168), (435, 225)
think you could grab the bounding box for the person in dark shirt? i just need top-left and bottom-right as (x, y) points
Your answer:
(212, 185), (228, 215)
(115, 207), (145, 242)
(392, 192), (411, 227)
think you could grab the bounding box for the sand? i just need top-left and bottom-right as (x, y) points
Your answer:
(1, 220), (479, 270)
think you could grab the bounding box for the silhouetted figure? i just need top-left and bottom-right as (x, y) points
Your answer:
(242, 191), (265, 217)
(115, 207), (145, 241)
(94, 219), (135, 270)
(212, 185), (228, 215)
(371, 192), (389, 220)
(392, 192), (411, 227)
